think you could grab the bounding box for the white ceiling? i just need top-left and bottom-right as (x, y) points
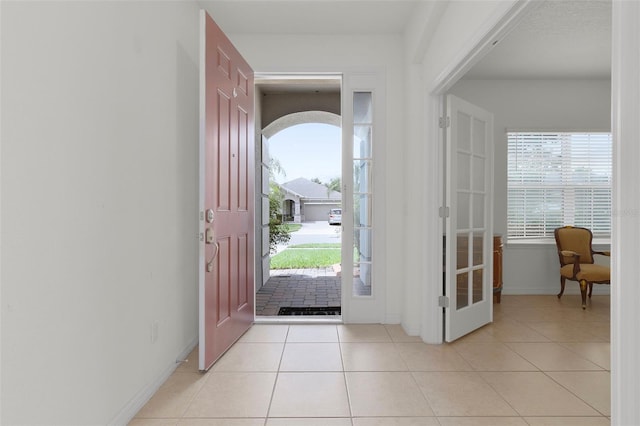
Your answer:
(465, 0), (611, 79)
(200, 0), (423, 35)
(201, 0), (612, 80)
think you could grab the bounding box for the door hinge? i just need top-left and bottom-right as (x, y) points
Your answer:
(438, 296), (450, 308)
(439, 206), (450, 218)
(439, 116), (450, 128)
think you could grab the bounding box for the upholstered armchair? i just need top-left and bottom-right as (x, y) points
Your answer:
(554, 226), (611, 309)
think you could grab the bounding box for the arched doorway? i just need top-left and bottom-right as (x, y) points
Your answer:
(257, 109), (343, 317)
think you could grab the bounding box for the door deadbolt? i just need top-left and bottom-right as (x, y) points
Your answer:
(205, 228), (215, 244)
(206, 209), (214, 223)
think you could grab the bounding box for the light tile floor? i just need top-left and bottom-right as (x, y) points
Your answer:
(130, 294), (610, 425)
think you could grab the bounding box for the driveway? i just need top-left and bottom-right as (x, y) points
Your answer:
(274, 221), (341, 254)
(288, 221), (341, 245)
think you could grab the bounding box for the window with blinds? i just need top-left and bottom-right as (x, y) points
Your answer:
(507, 132), (612, 240)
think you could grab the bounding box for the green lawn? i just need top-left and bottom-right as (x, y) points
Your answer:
(270, 244), (341, 269)
(289, 243), (341, 249)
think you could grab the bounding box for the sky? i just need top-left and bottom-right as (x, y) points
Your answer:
(267, 123), (342, 184)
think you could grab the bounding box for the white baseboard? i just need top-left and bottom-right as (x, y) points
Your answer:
(384, 313), (402, 325)
(502, 286), (611, 296)
(109, 337), (199, 426)
(400, 322), (421, 337)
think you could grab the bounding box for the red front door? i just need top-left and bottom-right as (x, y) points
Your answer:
(199, 10), (255, 370)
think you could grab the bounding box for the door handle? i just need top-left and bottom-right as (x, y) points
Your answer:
(206, 241), (219, 273)
(205, 227), (218, 272)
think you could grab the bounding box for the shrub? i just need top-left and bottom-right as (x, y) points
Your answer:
(268, 183), (290, 253)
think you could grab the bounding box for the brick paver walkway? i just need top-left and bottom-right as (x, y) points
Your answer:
(256, 268), (341, 316)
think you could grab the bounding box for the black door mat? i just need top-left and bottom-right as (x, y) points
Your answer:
(278, 306), (341, 316)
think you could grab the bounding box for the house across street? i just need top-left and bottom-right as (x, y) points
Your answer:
(279, 177), (341, 222)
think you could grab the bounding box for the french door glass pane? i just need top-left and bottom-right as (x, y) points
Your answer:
(457, 192), (470, 229)
(353, 160), (372, 190)
(472, 118), (486, 155)
(457, 111), (471, 151)
(353, 262), (372, 295)
(354, 228), (372, 261)
(354, 194), (372, 227)
(456, 272), (469, 310)
(354, 125), (372, 157)
(353, 91), (373, 297)
(473, 156), (485, 191)
(472, 269), (484, 304)
(354, 228), (372, 296)
(473, 193), (485, 228)
(457, 152), (471, 191)
(473, 233), (483, 266)
(456, 233), (468, 270)
(354, 92), (373, 123)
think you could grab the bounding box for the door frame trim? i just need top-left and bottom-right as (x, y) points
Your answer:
(611, 1), (640, 423)
(253, 72), (345, 321)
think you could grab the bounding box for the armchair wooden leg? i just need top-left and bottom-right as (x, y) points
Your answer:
(558, 277), (566, 299)
(579, 279), (588, 309)
(588, 282), (593, 298)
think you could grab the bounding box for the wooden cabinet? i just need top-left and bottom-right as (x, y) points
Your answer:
(493, 235), (503, 303)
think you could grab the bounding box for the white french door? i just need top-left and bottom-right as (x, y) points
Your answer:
(341, 72), (385, 323)
(444, 94), (494, 341)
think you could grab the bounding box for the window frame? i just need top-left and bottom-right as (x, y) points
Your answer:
(507, 131), (612, 242)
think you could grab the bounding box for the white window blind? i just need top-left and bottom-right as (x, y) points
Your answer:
(507, 132), (612, 240)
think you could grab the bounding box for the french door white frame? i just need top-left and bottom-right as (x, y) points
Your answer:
(341, 71), (386, 324)
(421, 1), (537, 345)
(443, 94), (494, 342)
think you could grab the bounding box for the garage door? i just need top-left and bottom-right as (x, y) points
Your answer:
(304, 204), (339, 222)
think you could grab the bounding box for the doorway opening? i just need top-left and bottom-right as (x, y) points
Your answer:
(254, 75), (343, 318)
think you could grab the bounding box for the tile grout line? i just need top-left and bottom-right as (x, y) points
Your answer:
(263, 324), (290, 425)
(541, 369), (611, 417)
(175, 361), (213, 421)
(337, 326), (355, 424)
(131, 296), (610, 424)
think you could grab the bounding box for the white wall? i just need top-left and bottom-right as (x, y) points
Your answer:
(1, 1), (200, 423)
(421, 0), (518, 91)
(449, 78), (611, 294)
(227, 33), (406, 323)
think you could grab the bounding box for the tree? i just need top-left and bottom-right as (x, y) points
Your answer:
(268, 183), (290, 253)
(268, 157), (291, 253)
(326, 177), (341, 193)
(269, 157), (286, 182)
(323, 176), (341, 198)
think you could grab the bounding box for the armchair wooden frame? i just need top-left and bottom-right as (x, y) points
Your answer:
(554, 226), (611, 309)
